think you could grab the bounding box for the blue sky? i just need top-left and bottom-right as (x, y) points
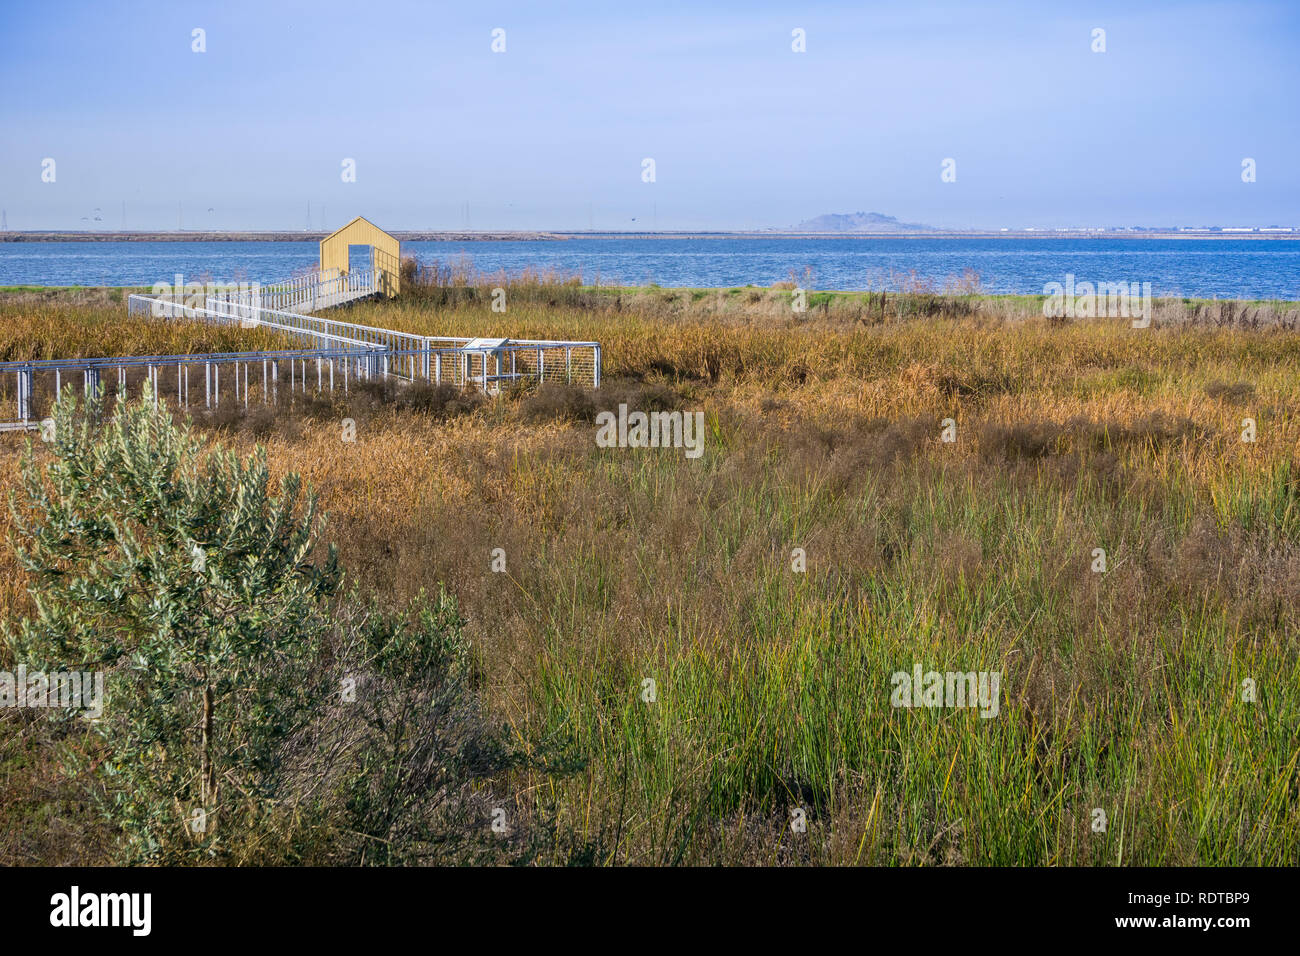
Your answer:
(1, 0), (1297, 231)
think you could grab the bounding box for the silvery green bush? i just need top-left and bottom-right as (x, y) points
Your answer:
(8, 392), (339, 861)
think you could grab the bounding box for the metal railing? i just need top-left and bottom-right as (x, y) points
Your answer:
(128, 293), (601, 389)
(1, 288), (601, 430)
(0, 346), (386, 429)
(0, 339), (600, 428)
(128, 294), (380, 348)
(251, 268), (343, 312)
(137, 267), (379, 317)
(139, 269), (381, 316)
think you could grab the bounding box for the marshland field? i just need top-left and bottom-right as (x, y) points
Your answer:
(1, 274), (1298, 866)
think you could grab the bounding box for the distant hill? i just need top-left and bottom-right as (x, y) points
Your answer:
(783, 211), (940, 233)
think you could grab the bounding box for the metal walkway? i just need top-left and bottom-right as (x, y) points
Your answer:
(209, 267), (382, 314)
(1, 278), (601, 430)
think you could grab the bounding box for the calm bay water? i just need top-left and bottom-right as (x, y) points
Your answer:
(2, 237), (1298, 300)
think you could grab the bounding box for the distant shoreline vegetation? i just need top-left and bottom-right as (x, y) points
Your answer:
(4, 284), (1299, 314)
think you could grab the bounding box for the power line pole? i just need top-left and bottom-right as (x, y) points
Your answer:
(1, 209), (7, 232)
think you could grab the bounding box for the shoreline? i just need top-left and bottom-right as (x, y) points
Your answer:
(3, 284), (1297, 306)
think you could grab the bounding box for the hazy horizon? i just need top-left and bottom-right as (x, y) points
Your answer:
(5, 219), (1300, 235)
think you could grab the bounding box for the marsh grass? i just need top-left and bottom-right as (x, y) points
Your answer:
(1, 287), (1297, 865)
(0, 302), (293, 361)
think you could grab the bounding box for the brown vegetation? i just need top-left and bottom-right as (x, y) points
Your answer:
(2, 284), (1298, 865)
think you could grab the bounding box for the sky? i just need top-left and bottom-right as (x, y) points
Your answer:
(1, 0), (1297, 231)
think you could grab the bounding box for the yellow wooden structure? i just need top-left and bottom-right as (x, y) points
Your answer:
(319, 216), (400, 297)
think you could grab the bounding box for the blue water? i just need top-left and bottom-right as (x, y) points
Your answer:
(2, 237), (1298, 300)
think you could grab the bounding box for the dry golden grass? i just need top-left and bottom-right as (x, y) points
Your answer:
(2, 291), (1298, 865)
(0, 302), (293, 362)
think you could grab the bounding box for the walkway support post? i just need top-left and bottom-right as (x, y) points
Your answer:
(17, 368), (33, 421)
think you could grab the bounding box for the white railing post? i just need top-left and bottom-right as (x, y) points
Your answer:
(16, 368), (33, 421)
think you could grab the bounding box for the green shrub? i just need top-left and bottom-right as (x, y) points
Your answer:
(6, 392), (523, 864)
(7, 392), (340, 861)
